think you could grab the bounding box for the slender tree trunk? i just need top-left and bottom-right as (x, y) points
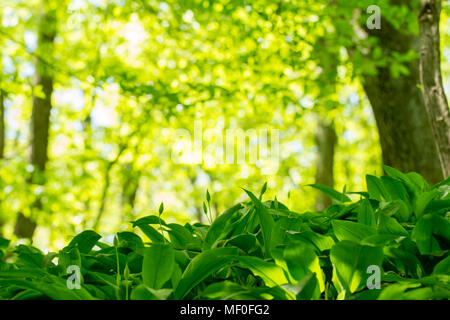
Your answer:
(14, 7), (56, 239)
(93, 146), (126, 230)
(121, 163), (141, 220)
(360, 1), (444, 184)
(93, 162), (113, 231)
(314, 119), (337, 211)
(30, 14), (55, 174)
(418, 0), (450, 178)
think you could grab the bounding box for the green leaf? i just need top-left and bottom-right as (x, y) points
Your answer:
(433, 256), (450, 275)
(383, 248), (424, 278)
(383, 165), (415, 192)
(204, 203), (242, 249)
(415, 214), (435, 255)
(174, 247), (238, 299)
(306, 184), (351, 203)
(132, 215), (167, 227)
(414, 213), (450, 255)
(288, 231), (335, 252)
(330, 241), (384, 294)
(406, 172), (429, 193)
(58, 246), (81, 271)
(130, 285), (172, 300)
(414, 190), (439, 219)
(236, 256), (289, 287)
(381, 175), (410, 203)
(431, 215), (450, 241)
(116, 232), (144, 252)
(283, 242), (325, 292)
(424, 199), (450, 215)
(225, 234), (257, 253)
(202, 281), (289, 300)
(361, 234), (405, 247)
(85, 271), (119, 289)
(376, 212), (408, 237)
(243, 189), (275, 257)
(136, 224), (165, 243)
(331, 220), (376, 243)
(201, 281), (254, 299)
(171, 263), (182, 290)
(142, 244), (175, 289)
(66, 230), (101, 254)
(282, 273), (320, 300)
(378, 283), (433, 300)
(391, 199), (411, 222)
(366, 175), (390, 202)
(0, 270), (96, 300)
(259, 182), (268, 199)
(357, 199), (376, 227)
(14, 245), (45, 269)
(166, 224), (201, 249)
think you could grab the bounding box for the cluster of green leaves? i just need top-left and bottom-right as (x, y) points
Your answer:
(0, 166), (449, 300)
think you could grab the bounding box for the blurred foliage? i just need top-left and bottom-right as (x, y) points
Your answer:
(0, 167), (449, 300)
(0, 0), (448, 252)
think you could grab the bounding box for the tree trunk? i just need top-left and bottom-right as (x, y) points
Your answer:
(314, 119), (337, 211)
(121, 163), (141, 220)
(418, 0), (450, 178)
(93, 145), (126, 230)
(361, 2), (443, 184)
(93, 162), (112, 231)
(14, 7), (56, 239)
(30, 11), (56, 173)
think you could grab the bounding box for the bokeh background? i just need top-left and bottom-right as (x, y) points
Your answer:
(0, 0), (448, 251)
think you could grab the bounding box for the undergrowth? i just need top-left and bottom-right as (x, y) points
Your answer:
(0, 166), (449, 300)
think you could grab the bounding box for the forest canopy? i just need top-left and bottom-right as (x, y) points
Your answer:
(0, 0), (448, 252)
(0, 0), (449, 302)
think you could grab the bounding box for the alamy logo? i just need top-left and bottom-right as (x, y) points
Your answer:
(66, 265), (81, 290)
(366, 265), (381, 290)
(171, 120), (280, 175)
(367, 5), (381, 30)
